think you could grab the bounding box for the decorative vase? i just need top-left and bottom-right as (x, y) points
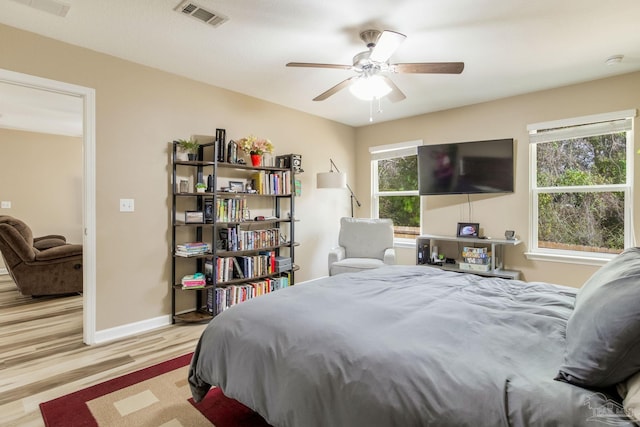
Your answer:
(251, 154), (262, 167)
(188, 153), (197, 161)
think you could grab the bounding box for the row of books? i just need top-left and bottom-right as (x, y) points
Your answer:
(207, 276), (290, 313)
(460, 246), (492, 272)
(175, 242), (211, 257)
(215, 198), (247, 223)
(220, 226), (281, 251)
(461, 246), (492, 264)
(251, 171), (291, 195)
(206, 251), (277, 283)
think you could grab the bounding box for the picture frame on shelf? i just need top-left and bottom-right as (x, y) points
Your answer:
(218, 229), (228, 250)
(204, 199), (214, 223)
(185, 211), (204, 224)
(456, 222), (480, 238)
(229, 181), (244, 192)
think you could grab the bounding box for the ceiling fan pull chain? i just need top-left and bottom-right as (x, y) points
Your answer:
(369, 99), (373, 122)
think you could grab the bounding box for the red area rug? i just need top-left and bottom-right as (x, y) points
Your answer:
(39, 353), (272, 426)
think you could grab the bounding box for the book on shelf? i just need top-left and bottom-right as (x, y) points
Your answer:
(176, 242), (211, 257)
(204, 198), (214, 223)
(232, 257), (245, 278)
(235, 228), (279, 251)
(176, 250), (210, 257)
(462, 257), (491, 265)
(205, 259), (213, 284)
(177, 242), (210, 250)
(212, 276), (291, 313)
(251, 171), (265, 195)
(176, 251), (210, 257)
(181, 273), (206, 289)
(182, 283), (206, 289)
(459, 262), (491, 272)
(179, 242), (210, 248)
(250, 170), (291, 195)
(461, 246), (491, 265)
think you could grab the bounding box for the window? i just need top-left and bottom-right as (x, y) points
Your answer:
(528, 110), (635, 264)
(370, 140), (422, 244)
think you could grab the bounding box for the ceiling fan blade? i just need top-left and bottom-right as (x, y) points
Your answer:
(369, 30), (406, 63)
(313, 76), (358, 101)
(391, 62), (465, 74)
(381, 76), (406, 103)
(286, 62), (353, 70)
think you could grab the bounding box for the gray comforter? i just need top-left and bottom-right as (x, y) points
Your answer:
(189, 265), (633, 426)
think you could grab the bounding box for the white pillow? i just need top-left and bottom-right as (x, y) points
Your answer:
(617, 371), (640, 422)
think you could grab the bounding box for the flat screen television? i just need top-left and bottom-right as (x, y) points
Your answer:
(418, 138), (514, 195)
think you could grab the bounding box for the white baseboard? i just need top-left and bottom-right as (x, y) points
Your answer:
(296, 275), (329, 285)
(0, 268), (8, 275)
(93, 314), (172, 344)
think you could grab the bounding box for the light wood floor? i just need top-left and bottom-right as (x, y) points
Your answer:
(0, 274), (207, 426)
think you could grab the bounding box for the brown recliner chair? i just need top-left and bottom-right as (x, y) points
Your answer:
(0, 215), (82, 296)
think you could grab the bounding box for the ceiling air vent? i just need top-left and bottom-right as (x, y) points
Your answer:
(174, 1), (228, 27)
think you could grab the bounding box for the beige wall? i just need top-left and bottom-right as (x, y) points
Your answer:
(3, 21), (639, 333)
(1, 23), (355, 331)
(0, 128), (83, 271)
(355, 71), (640, 287)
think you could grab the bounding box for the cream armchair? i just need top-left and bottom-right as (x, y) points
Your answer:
(328, 217), (396, 276)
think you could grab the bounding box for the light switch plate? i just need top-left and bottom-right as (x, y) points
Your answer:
(1, 201), (11, 209)
(119, 198), (134, 212)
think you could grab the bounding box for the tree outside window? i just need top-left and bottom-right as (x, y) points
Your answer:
(530, 112), (633, 259)
(373, 153), (420, 240)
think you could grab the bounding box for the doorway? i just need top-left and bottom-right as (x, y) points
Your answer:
(0, 68), (96, 344)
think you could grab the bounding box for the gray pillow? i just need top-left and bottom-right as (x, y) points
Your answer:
(556, 247), (640, 387)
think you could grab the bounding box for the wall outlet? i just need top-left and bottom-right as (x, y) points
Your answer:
(119, 198), (134, 212)
(1, 201), (11, 209)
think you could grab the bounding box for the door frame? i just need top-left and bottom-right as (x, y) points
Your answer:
(0, 68), (97, 344)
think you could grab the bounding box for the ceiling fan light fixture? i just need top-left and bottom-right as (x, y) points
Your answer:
(349, 75), (392, 100)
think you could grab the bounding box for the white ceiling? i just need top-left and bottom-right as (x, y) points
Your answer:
(0, 81), (83, 136)
(1, 0), (640, 130)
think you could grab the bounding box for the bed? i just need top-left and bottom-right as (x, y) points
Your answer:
(189, 249), (640, 426)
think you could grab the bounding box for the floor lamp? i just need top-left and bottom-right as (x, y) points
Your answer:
(317, 158), (362, 217)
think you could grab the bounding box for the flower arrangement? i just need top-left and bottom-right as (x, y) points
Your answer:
(237, 135), (274, 155)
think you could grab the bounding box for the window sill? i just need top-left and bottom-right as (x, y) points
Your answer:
(394, 238), (416, 249)
(524, 251), (614, 267)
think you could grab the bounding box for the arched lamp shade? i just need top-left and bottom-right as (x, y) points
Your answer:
(317, 171), (347, 189)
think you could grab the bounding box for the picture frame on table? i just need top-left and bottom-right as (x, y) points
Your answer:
(456, 222), (480, 238)
(229, 181), (244, 192)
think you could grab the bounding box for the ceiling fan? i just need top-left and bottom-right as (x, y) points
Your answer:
(286, 29), (464, 102)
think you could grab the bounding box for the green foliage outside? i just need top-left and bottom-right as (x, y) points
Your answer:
(536, 133), (626, 252)
(378, 156), (420, 233)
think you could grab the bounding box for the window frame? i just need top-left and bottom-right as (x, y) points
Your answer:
(527, 110), (636, 266)
(369, 140), (423, 247)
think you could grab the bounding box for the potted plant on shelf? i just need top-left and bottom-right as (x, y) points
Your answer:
(195, 182), (207, 193)
(237, 135), (274, 166)
(176, 138), (200, 161)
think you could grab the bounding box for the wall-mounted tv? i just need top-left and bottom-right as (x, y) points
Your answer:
(418, 138), (514, 195)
